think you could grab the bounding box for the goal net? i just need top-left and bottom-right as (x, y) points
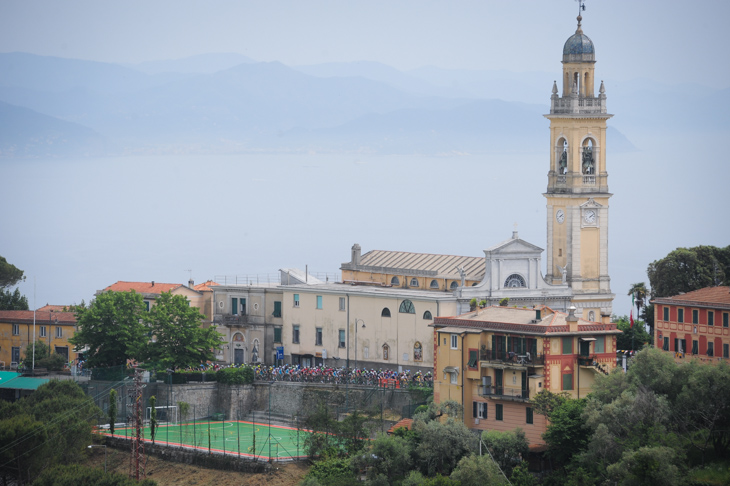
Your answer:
(145, 405), (178, 425)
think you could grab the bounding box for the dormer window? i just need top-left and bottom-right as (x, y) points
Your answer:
(410, 278), (419, 287)
(390, 276), (400, 286)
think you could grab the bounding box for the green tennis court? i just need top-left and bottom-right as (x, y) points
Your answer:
(109, 420), (308, 460)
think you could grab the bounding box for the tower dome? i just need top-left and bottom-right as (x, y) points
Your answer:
(563, 15), (595, 62)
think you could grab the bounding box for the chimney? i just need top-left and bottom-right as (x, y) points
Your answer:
(151, 281), (155, 287)
(189, 279), (194, 288)
(567, 305), (578, 332)
(351, 243), (362, 266)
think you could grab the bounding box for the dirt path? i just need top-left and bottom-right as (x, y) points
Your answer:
(84, 447), (309, 486)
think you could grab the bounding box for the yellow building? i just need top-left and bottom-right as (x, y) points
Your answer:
(544, 13), (614, 321)
(433, 305), (620, 446)
(0, 309), (77, 369)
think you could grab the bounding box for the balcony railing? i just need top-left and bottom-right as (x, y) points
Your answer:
(478, 385), (530, 402)
(479, 348), (544, 366)
(215, 314), (250, 326)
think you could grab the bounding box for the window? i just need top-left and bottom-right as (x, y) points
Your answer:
(56, 326), (62, 338)
(450, 371), (457, 384)
(414, 342), (423, 361)
(562, 337), (573, 355)
(663, 306), (669, 321)
(675, 338), (687, 354)
(339, 330), (346, 348)
(430, 279), (439, 289)
(526, 407), (534, 424)
(708, 342), (714, 357)
(594, 336), (604, 353)
(399, 300), (415, 314)
(273, 301), (282, 318)
(364, 347), (369, 359)
(693, 309), (699, 324)
(692, 340), (699, 355)
(383, 344), (390, 360)
(339, 297), (346, 311)
(274, 327), (282, 343)
(468, 349), (478, 368)
(293, 294), (300, 307)
(663, 337), (669, 351)
(292, 325), (300, 344)
(11, 347), (20, 364)
(678, 308), (684, 323)
(724, 343), (729, 359)
(423, 310), (433, 320)
(40, 325), (47, 338)
(316, 296), (323, 309)
(562, 373), (573, 391)
(504, 274), (526, 288)
(12, 323), (19, 335)
(708, 311), (714, 326)
(390, 276), (400, 286)
(451, 334), (458, 349)
(381, 307), (391, 317)
(450, 281), (459, 290)
(473, 402), (487, 419)
(496, 404), (503, 421)
(144, 300), (150, 311)
(231, 297), (238, 315)
(409, 278), (419, 287)
(316, 327), (323, 346)
(725, 313), (729, 328)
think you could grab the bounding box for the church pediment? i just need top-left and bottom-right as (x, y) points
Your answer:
(484, 234), (544, 258)
(579, 198), (603, 210)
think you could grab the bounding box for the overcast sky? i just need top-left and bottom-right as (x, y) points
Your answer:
(1, 0), (729, 88)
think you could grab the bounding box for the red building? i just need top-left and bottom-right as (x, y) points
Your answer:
(651, 286), (730, 362)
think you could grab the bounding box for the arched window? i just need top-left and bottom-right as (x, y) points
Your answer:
(504, 274), (526, 288)
(471, 282), (479, 286)
(399, 300), (415, 314)
(429, 279), (439, 289)
(557, 138), (568, 175)
(582, 139), (595, 175)
(382, 344), (390, 361)
(381, 307), (391, 318)
(410, 278), (419, 287)
(423, 310), (433, 320)
(390, 276), (400, 286)
(414, 342), (423, 362)
(450, 281), (459, 290)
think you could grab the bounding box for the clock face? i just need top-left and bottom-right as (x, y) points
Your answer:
(556, 209), (565, 224)
(584, 209), (596, 224)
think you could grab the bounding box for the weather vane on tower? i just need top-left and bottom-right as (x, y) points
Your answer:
(576, 0), (587, 15)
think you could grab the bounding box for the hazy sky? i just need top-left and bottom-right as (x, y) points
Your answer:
(1, 0), (729, 88)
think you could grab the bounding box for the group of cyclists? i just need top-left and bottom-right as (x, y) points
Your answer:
(252, 364), (433, 387)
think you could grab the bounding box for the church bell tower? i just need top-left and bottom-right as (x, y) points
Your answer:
(544, 13), (614, 321)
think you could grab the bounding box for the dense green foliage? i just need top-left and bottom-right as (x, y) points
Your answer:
(614, 314), (653, 350)
(108, 389), (117, 436)
(647, 245), (730, 297)
(215, 366), (254, 384)
(70, 290), (148, 367)
(33, 464), (157, 486)
(23, 340), (67, 370)
(0, 380), (101, 484)
(536, 348), (730, 484)
(149, 395), (158, 443)
(480, 428), (529, 477)
(0, 287), (28, 310)
(0, 256), (24, 289)
(141, 292), (223, 369)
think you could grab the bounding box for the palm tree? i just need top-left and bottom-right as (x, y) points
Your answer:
(628, 282), (651, 337)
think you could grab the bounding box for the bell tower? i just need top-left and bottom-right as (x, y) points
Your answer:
(544, 12), (614, 321)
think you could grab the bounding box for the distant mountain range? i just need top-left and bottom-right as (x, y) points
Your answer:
(0, 52), (725, 158)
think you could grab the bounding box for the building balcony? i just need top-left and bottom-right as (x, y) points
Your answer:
(214, 314), (250, 326)
(480, 348), (544, 368)
(478, 385), (530, 402)
(550, 96), (608, 115)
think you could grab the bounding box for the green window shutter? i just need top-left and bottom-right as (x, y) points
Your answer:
(316, 296), (323, 309)
(595, 337), (604, 353)
(468, 350), (478, 368)
(526, 407), (533, 424)
(496, 404), (503, 421)
(724, 313), (729, 327)
(663, 306), (669, 321)
(274, 327), (282, 343)
(562, 337), (573, 355)
(231, 298), (238, 315)
(563, 373), (573, 390)
(473, 402), (478, 418)
(708, 312), (714, 326)
(274, 301), (282, 318)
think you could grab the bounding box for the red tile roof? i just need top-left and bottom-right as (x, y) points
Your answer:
(387, 418), (413, 434)
(36, 305), (71, 312)
(104, 281), (182, 294)
(653, 286), (730, 308)
(0, 310), (76, 324)
(194, 280), (219, 291)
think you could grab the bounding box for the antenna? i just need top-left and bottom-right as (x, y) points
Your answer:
(185, 269), (192, 280)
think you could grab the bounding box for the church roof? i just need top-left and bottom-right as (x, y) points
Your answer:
(563, 16), (595, 62)
(351, 249), (485, 280)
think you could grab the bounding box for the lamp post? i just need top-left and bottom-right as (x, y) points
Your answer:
(354, 319), (365, 372)
(87, 444), (107, 473)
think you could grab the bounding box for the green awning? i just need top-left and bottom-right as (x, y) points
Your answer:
(0, 377), (50, 390)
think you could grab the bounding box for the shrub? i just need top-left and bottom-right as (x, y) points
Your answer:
(216, 366), (254, 385)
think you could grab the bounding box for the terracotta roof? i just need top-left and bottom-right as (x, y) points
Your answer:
(387, 418), (413, 434)
(433, 305), (619, 335)
(652, 286), (730, 308)
(104, 281), (182, 294)
(194, 280), (219, 291)
(36, 305), (72, 312)
(0, 310), (77, 324)
(345, 249), (485, 281)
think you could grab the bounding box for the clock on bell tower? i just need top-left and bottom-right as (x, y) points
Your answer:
(544, 13), (614, 321)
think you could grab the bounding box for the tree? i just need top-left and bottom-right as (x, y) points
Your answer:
(0, 287), (28, 310)
(70, 290), (147, 368)
(108, 389), (117, 436)
(541, 398), (591, 467)
(149, 396), (158, 444)
(647, 245), (730, 298)
(0, 256), (24, 289)
(415, 418), (476, 476)
(356, 433), (414, 483)
(23, 340), (50, 362)
(142, 292), (223, 369)
(614, 315), (652, 350)
(606, 446), (682, 486)
(480, 428), (529, 477)
(450, 453), (508, 486)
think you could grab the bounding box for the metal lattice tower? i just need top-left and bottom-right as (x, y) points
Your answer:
(129, 369), (146, 480)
